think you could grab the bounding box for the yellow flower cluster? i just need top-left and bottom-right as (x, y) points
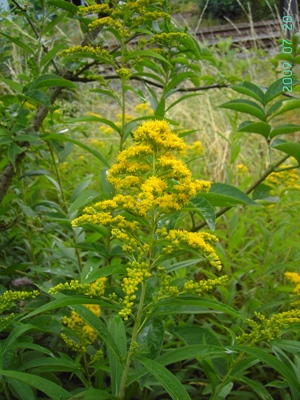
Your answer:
(78, 4), (112, 16)
(285, 271), (300, 294)
(151, 32), (187, 43)
(106, 120), (210, 212)
(128, 0), (153, 10)
(59, 45), (111, 60)
(236, 164), (248, 174)
(61, 304), (101, 353)
(136, 11), (170, 24)
(89, 349), (104, 364)
(90, 139), (105, 148)
(134, 103), (153, 115)
(158, 228), (222, 270)
(183, 276), (228, 295)
(49, 278), (106, 298)
(187, 141), (203, 155)
(0, 290), (39, 314)
(154, 267), (180, 300)
(237, 309), (300, 344)
(88, 16), (123, 31)
(266, 164), (300, 193)
(116, 68), (131, 80)
(119, 261), (151, 320)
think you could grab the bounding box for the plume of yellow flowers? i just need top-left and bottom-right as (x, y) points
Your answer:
(237, 309), (300, 344)
(61, 304), (101, 353)
(72, 120), (224, 319)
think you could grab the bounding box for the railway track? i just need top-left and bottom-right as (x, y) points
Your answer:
(194, 19), (285, 48)
(102, 17), (298, 52)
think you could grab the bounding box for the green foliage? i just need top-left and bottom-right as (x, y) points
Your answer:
(0, 1), (300, 400)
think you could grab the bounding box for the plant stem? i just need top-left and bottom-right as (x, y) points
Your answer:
(117, 281), (147, 400)
(47, 142), (83, 272)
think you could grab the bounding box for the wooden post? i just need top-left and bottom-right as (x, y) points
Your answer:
(279, 0), (299, 38)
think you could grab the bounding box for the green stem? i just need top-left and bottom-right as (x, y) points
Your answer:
(47, 142), (83, 272)
(83, 352), (92, 387)
(211, 352), (245, 400)
(117, 281), (147, 400)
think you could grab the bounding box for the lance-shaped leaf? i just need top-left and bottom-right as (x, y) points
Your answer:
(0, 33), (35, 54)
(69, 190), (100, 214)
(126, 50), (172, 66)
(269, 99), (300, 120)
(272, 141), (300, 163)
(237, 121), (271, 139)
(33, 74), (76, 90)
(43, 134), (110, 167)
(189, 197), (215, 230)
(137, 356), (191, 400)
(198, 183), (258, 207)
(230, 81), (265, 104)
(0, 371), (70, 400)
(48, 0), (78, 14)
(219, 100), (266, 121)
(270, 124), (300, 138)
(264, 78), (299, 104)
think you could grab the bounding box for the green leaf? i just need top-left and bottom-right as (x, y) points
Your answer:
(126, 50), (172, 66)
(137, 356), (191, 400)
(137, 318), (165, 359)
(69, 190), (100, 214)
(13, 134), (39, 143)
(219, 100), (266, 121)
(232, 346), (300, 396)
(231, 81), (265, 104)
(272, 141), (300, 162)
(6, 378), (35, 400)
(73, 305), (122, 361)
(151, 298), (244, 320)
(128, 345), (228, 385)
(238, 377), (273, 400)
(19, 169), (51, 179)
(269, 99), (300, 120)
(237, 121), (271, 139)
(199, 183), (258, 207)
(252, 184), (278, 203)
(81, 263), (126, 284)
(18, 357), (77, 373)
(0, 33), (34, 54)
(7, 342), (54, 357)
(270, 124), (300, 138)
(69, 389), (117, 399)
(264, 78), (299, 104)
(47, 0), (78, 14)
(43, 134), (110, 167)
(90, 89), (121, 106)
(34, 75), (76, 90)
(272, 339), (300, 355)
(165, 71), (197, 93)
(0, 370), (70, 400)
(21, 295), (116, 321)
(2, 78), (24, 93)
(166, 93), (202, 112)
(108, 316), (126, 396)
(26, 90), (52, 107)
(41, 44), (65, 68)
(67, 116), (120, 134)
(42, 12), (67, 35)
(8, 143), (23, 168)
(101, 167), (113, 197)
(190, 197), (215, 230)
